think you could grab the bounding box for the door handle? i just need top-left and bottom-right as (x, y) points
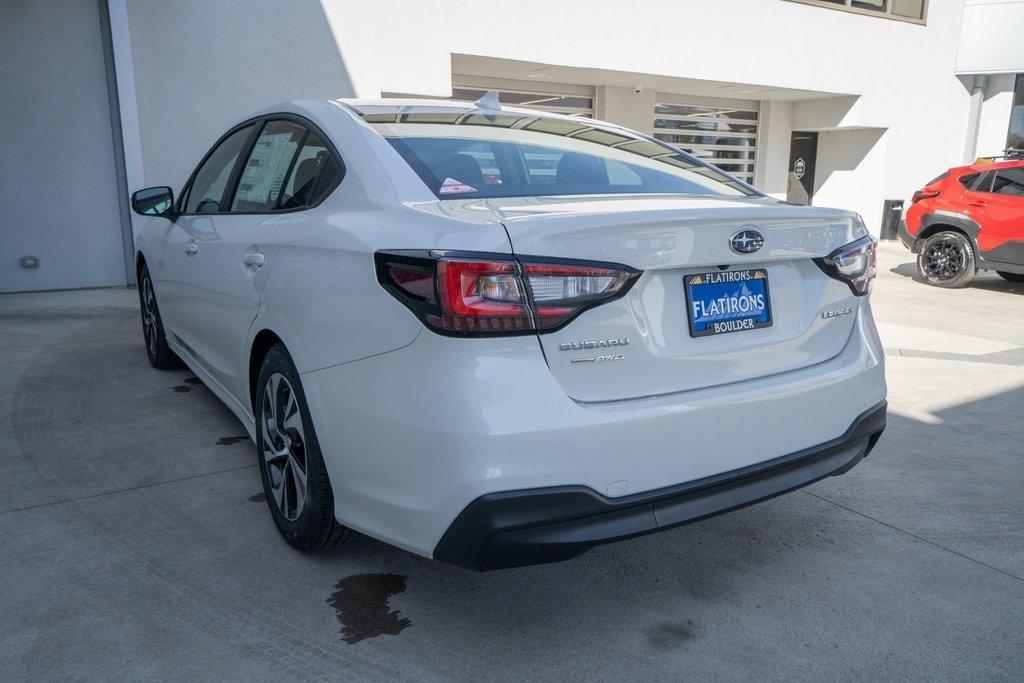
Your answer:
(185, 242), (199, 255)
(243, 252), (266, 268)
(969, 201), (988, 208)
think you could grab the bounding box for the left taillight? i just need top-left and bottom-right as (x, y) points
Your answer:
(375, 251), (639, 337)
(815, 236), (877, 296)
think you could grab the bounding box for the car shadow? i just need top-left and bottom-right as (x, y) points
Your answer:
(307, 384), (1024, 670)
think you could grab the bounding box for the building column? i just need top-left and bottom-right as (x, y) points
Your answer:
(596, 86), (655, 133)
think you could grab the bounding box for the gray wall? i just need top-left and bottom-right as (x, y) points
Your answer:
(127, 0), (355, 194)
(0, 0), (128, 293)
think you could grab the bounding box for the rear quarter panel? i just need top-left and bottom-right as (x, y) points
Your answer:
(251, 104), (513, 377)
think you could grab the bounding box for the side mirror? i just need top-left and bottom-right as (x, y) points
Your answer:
(131, 186), (175, 217)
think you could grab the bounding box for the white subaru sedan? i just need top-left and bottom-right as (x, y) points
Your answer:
(131, 96), (886, 570)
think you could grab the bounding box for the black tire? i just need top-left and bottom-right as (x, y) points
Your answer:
(916, 231), (976, 288)
(137, 264), (183, 369)
(255, 344), (357, 550)
(996, 271), (1024, 283)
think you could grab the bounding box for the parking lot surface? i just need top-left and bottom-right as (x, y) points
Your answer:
(1, 242), (1023, 680)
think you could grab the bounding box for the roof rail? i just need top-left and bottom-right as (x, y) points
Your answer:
(976, 148), (1024, 164)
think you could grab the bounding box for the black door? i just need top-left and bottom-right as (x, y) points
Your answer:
(787, 132), (818, 205)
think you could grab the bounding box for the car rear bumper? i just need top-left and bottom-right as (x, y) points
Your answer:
(434, 401), (886, 570)
(898, 220), (917, 252)
(302, 302), (885, 562)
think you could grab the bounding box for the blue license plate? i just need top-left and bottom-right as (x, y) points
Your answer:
(684, 269), (772, 337)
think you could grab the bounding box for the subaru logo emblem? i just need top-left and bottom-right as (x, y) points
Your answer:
(730, 229), (765, 254)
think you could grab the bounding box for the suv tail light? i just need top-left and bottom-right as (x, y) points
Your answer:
(376, 251), (640, 336)
(815, 236), (877, 296)
(911, 189), (939, 204)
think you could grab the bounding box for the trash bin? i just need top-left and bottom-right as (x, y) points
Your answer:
(879, 199), (903, 241)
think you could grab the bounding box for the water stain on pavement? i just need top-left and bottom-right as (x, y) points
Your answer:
(646, 620), (696, 651)
(327, 573), (411, 644)
(248, 492), (266, 503)
(173, 377), (202, 393)
(216, 435), (249, 445)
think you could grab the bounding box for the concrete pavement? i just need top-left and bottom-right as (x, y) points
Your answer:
(1, 242), (1022, 680)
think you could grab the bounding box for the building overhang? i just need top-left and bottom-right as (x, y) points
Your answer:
(452, 54), (855, 103)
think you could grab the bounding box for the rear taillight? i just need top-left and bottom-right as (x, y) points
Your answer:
(815, 236), (877, 296)
(911, 190), (939, 204)
(376, 251), (640, 336)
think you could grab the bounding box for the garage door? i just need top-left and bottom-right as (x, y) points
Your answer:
(652, 93), (759, 184)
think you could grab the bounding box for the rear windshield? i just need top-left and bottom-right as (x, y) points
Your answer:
(363, 112), (756, 200)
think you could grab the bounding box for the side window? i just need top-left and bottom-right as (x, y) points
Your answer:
(992, 168), (1024, 197)
(231, 120), (306, 212)
(185, 125), (254, 214)
(958, 173), (978, 189)
(311, 155), (343, 205)
(970, 172), (993, 192)
(278, 131), (343, 209)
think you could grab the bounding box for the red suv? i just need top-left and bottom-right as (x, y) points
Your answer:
(901, 160), (1024, 287)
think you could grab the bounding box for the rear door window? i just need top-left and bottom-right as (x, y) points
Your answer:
(969, 172), (994, 192)
(278, 131), (340, 209)
(231, 120), (306, 212)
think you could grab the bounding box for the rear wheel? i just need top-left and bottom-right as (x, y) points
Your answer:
(917, 231), (975, 288)
(996, 271), (1024, 283)
(137, 264), (182, 369)
(255, 344), (357, 550)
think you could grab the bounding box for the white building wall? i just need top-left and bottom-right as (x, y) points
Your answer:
(755, 100), (793, 199)
(123, 0), (977, 236)
(813, 129), (889, 232)
(956, 0), (1024, 75)
(596, 87), (657, 136)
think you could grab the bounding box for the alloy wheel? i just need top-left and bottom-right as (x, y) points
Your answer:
(921, 236), (968, 282)
(141, 276), (158, 358)
(261, 373), (309, 521)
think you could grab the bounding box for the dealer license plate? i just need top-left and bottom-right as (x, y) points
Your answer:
(684, 269), (773, 337)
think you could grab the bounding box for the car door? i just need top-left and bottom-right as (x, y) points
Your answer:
(973, 167), (1024, 264)
(155, 123), (256, 349)
(181, 118), (320, 402)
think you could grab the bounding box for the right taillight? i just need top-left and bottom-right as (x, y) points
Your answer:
(815, 236), (877, 296)
(375, 250), (639, 336)
(911, 189), (939, 204)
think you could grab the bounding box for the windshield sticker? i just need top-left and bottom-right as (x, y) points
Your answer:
(439, 177), (478, 195)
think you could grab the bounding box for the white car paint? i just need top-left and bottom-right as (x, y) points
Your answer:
(135, 98), (886, 566)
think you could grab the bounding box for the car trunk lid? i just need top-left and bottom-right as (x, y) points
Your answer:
(453, 195), (867, 402)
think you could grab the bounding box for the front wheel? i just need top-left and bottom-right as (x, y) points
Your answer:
(916, 231), (976, 288)
(996, 271), (1024, 283)
(255, 344), (357, 550)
